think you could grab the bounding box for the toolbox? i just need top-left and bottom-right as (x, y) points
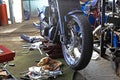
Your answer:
(0, 45), (15, 63)
(0, 45), (16, 80)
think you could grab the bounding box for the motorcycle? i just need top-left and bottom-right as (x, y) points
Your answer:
(92, 0), (120, 55)
(90, 0), (120, 75)
(34, 0), (93, 70)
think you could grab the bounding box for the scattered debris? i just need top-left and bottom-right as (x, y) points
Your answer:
(21, 57), (63, 80)
(20, 34), (41, 43)
(37, 57), (62, 71)
(27, 66), (62, 79)
(22, 42), (43, 54)
(91, 51), (100, 60)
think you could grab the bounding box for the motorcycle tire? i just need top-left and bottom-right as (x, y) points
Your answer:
(62, 14), (93, 70)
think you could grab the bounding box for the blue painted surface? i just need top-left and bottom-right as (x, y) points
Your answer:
(113, 34), (120, 47)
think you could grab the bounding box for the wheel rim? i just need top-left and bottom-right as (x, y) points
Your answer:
(64, 20), (82, 65)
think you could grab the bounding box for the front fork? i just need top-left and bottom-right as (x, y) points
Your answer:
(55, 0), (80, 44)
(55, 0), (65, 44)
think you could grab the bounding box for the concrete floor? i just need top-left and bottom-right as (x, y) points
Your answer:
(75, 58), (120, 80)
(0, 18), (120, 80)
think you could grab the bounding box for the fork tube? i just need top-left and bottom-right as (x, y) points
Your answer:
(56, 0), (66, 44)
(100, 0), (106, 57)
(112, 0), (116, 16)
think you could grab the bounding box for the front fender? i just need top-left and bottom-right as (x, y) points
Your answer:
(68, 10), (83, 15)
(64, 10), (83, 22)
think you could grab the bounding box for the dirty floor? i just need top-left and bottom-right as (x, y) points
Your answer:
(0, 18), (75, 80)
(0, 18), (120, 80)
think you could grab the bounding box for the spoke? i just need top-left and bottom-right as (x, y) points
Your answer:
(65, 20), (82, 65)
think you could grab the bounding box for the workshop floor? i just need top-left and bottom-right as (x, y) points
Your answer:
(0, 18), (75, 80)
(0, 18), (120, 80)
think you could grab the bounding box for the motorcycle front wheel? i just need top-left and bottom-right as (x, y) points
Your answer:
(62, 14), (93, 70)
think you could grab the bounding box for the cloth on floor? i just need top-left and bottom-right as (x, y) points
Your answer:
(37, 57), (62, 71)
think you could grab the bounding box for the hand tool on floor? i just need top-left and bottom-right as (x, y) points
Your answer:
(22, 42), (43, 54)
(20, 34), (41, 43)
